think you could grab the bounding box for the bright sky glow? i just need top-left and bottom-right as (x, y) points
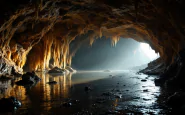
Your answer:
(140, 43), (159, 60)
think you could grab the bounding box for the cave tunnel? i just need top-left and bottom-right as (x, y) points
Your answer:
(0, 0), (185, 114)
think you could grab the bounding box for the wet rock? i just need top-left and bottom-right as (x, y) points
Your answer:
(136, 72), (141, 75)
(16, 71), (41, 85)
(106, 110), (119, 114)
(116, 89), (121, 92)
(73, 110), (92, 115)
(102, 92), (113, 96)
(143, 98), (151, 101)
(85, 86), (92, 91)
(49, 64), (54, 69)
(0, 96), (21, 112)
(65, 66), (76, 73)
(96, 98), (106, 104)
(71, 99), (80, 104)
(11, 66), (22, 77)
(164, 78), (179, 88)
(154, 78), (167, 86)
(0, 75), (13, 81)
(62, 102), (72, 107)
(48, 67), (68, 74)
(139, 58), (165, 75)
(47, 81), (57, 84)
(141, 79), (147, 82)
(133, 97), (140, 100)
(167, 92), (185, 108)
(143, 89), (148, 92)
(146, 111), (155, 115)
(180, 104), (185, 114)
(114, 94), (122, 98)
(61, 99), (80, 107)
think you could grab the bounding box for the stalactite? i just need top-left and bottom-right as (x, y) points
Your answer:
(1, 0), (184, 74)
(43, 34), (53, 69)
(111, 36), (120, 46)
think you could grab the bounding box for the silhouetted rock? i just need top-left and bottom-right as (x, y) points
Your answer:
(62, 102), (72, 107)
(143, 89), (148, 92)
(65, 66), (76, 72)
(16, 71), (41, 86)
(167, 92), (185, 108)
(0, 75), (13, 81)
(0, 96), (21, 112)
(139, 58), (165, 75)
(48, 67), (68, 74)
(61, 99), (80, 107)
(96, 98), (106, 103)
(102, 92), (113, 96)
(84, 86), (91, 91)
(141, 79), (147, 82)
(114, 94), (122, 98)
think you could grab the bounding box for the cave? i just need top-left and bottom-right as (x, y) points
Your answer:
(0, 0), (185, 114)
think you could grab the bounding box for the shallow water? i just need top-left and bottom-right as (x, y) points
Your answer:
(0, 70), (166, 115)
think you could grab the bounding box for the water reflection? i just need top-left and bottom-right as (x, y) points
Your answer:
(0, 79), (26, 100)
(0, 73), (73, 113)
(0, 71), (162, 114)
(35, 72), (73, 102)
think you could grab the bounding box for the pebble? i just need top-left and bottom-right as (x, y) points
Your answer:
(85, 86), (91, 91)
(143, 89), (149, 92)
(62, 102), (72, 107)
(141, 79), (147, 82)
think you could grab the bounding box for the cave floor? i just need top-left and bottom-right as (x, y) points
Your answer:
(0, 70), (169, 115)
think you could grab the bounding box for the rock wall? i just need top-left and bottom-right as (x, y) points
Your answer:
(0, 57), (22, 75)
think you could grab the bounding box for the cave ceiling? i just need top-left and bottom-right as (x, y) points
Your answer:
(0, 0), (185, 72)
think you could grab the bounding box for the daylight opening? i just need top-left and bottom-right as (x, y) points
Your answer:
(140, 43), (159, 61)
(71, 38), (160, 71)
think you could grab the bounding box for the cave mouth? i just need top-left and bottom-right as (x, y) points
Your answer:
(20, 33), (160, 72)
(1, 0), (185, 114)
(71, 37), (159, 71)
(1, 0), (183, 75)
(21, 36), (160, 72)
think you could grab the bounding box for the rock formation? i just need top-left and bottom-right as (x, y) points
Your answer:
(0, 0), (185, 76)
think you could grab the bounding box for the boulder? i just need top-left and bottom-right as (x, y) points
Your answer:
(48, 67), (68, 74)
(167, 92), (185, 108)
(0, 96), (21, 112)
(0, 75), (13, 81)
(16, 71), (41, 85)
(84, 86), (92, 92)
(65, 66), (76, 73)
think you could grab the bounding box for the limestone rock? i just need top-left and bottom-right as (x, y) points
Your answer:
(48, 67), (68, 74)
(16, 71), (41, 86)
(0, 96), (21, 112)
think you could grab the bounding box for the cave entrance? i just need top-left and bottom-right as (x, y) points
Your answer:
(71, 37), (159, 71)
(23, 35), (159, 72)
